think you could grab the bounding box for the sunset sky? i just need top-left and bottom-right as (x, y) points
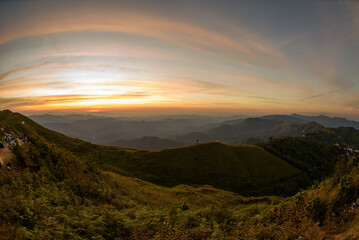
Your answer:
(0, 0), (359, 119)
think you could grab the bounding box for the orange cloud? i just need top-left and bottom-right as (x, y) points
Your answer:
(0, 9), (286, 68)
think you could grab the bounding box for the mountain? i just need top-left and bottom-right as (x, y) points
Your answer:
(2, 110), (309, 196)
(28, 113), (359, 150)
(40, 116), (325, 148)
(29, 114), (224, 145)
(295, 121), (324, 134)
(262, 121), (324, 138)
(110, 136), (184, 150)
(262, 113), (359, 129)
(44, 121), (89, 139)
(203, 119), (324, 145)
(208, 118), (282, 141)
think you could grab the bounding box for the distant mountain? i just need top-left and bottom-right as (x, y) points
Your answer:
(28, 113), (358, 149)
(261, 114), (359, 129)
(208, 118), (282, 142)
(201, 119), (324, 145)
(259, 114), (308, 123)
(110, 136), (183, 150)
(29, 113), (104, 124)
(29, 115), (222, 145)
(263, 121), (324, 138)
(110, 120), (323, 149)
(43, 122), (89, 139)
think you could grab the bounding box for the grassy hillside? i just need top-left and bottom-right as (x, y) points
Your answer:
(2, 110), (359, 239)
(94, 142), (308, 195)
(0, 124), (358, 239)
(0, 110), (308, 196)
(0, 137), (279, 239)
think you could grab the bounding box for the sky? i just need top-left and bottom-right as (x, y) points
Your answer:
(0, 0), (359, 119)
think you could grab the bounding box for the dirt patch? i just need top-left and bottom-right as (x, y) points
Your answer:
(0, 143), (15, 167)
(0, 227), (9, 240)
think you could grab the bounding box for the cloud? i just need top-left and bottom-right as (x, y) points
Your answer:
(141, 77), (238, 97)
(0, 92), (159, 111)
(0, 9), (286, 68)
(301, 83), (356, 100)
(1, 2), (358, 117)
(0, 62), (50, 82)
(245, 95), (280, 101)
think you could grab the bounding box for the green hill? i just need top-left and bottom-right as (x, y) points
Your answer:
(2, 110), (359, 239)
(94, 142), (307, 195)
(0, 110), (308, 196)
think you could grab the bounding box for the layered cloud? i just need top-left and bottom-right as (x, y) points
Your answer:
(0, 0), (358, 118)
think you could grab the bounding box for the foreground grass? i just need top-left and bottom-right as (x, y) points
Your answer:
(0, 165), (279, 239)
(1, 140), (359, 239)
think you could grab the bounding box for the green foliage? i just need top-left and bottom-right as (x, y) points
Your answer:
(259, 136), (341, 180)
(307, 127), (359, 148)
(305, 197), (327, 223)
(340, 175), (352, 190)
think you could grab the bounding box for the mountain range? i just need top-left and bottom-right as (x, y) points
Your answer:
(4, 110), (356, 196)
(29, 113), (359, 149)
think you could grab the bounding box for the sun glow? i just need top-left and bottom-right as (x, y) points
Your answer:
(1, 0), (359, 118)
(17, 94), (167, 112)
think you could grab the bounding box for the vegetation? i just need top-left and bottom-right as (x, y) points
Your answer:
(258, 137), (342, 180)
(306, 127), (359, 148)
(1, 110), (359, 239)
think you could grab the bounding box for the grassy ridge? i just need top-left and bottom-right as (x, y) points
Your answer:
(93, 142), (307, 195)
(0, 110), (308, 196)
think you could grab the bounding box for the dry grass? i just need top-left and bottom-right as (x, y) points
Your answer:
(0, 143), (15, 166)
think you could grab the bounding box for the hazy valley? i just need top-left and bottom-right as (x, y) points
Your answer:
(30, 113), (359, 149)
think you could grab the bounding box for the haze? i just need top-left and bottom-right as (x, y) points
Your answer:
(0, 0), (359, 119)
